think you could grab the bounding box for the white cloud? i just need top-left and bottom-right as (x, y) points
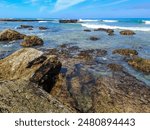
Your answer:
(102, 0), (129, 7)
(52, 0), (86, 12)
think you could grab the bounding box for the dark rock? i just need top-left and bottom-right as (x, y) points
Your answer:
(90, 36), (99, 41)
(26, 55), (47, 68)
(21, 36), (44, 47)
(0, 29), (25, 41)
(39, 26), (48, 30)
(107, 63), (123, 72)
(113, 49), (138, 56)
(128, 57), (150, 73)
(59, 19), (78, 23)
(120, 30), (136, 35)
(17, 25), (33, 29)
(84, 29), (91, 32)
(94, 28), (114, 35)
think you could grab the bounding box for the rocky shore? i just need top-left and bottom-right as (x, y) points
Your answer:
(0, 26), (150, 113)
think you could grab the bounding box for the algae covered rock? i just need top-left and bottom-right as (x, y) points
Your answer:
(120, 30), (136, 35)
(113, 49), (138, 56)
(0, 29), (25, 41)
(128, 57), (150, 73)
(21, 35), (44, 47)
(107, 63), (123, 72)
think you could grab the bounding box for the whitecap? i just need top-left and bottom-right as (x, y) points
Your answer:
(102, 20), (118, 23)
(143, 20), (150, 25)
(81, 23), (150, 31)
(79, 19), (99, 22)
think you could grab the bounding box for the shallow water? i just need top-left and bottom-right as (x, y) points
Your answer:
(0, 18), (150, 85)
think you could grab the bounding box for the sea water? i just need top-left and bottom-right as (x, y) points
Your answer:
(0, 18), (150, 85)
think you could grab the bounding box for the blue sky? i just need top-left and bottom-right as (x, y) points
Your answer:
(0, 0), (150, 18)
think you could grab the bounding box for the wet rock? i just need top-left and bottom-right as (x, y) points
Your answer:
(21, 35), (44, 47)
(94, 73), (150, 112)
(128, 57), (150, 73)
(113, 49), (138, 56)
(77, 50), (94, 60)
(107, 63), (123, 72)
(120, 30), (136, 35)
(39, 26), (48, 30)
(90, 36), (99, 41)
(0, 29), (25, 41)
(94, 28), (114, 35)
(59, 20), (78, 23)
(51, 60), (150, 112)
(84, 29), (91, 32)
(95, 49), (107, 57)
(17, 25), (33, 29)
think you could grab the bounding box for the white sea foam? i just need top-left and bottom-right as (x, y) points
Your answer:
(38, 21), (48, 23)
(79, 19), (99, 22)
(102, 20), (118, 23)
(143, 21), (150, 25)
(81, 23), (150, 31)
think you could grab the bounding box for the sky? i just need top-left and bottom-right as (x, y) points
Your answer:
(0, 0), (150, 18)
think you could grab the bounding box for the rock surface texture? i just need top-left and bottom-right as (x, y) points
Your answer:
(0, 48), (72, 112)
(21, 36), (44, 47)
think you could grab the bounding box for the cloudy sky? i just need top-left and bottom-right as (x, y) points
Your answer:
(0, 0), (150, 18)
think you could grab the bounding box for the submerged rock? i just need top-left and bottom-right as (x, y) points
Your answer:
(107, 63), (123, 72)
(51, 61), (150, 113)
(21, 35), (44, 47)
(128, 57), (150, 73)
(113, 49), (138, 56)
(39, 26), (48, 30)
(120, 30), (136, 35)
(90, 36), (100, 41)
(0, 29), (25, 41)
(59, 20), (78, 23)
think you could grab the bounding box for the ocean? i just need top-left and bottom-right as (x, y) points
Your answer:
(0, 18), (150, 85)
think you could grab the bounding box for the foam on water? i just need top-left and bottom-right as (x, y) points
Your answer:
(79, 19), (99, 22)
(102, 20), (118, 23)
(143, 20), (150, 25)
(81, 23), (150, 31)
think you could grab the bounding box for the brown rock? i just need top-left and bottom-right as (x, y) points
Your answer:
(113, 49), (138, 56)
(120, 30), (136, 35)
(107, 63), (123, 72)
(0, 29), (25, 41)
(21, 36), (44, 47)
(128, 57), (150, 73)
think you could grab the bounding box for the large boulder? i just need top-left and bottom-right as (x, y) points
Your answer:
(128, 57), (150, 73)
(0, 48), (72, 112)
(120, 30), (136, 35)
(21, 36), (44, 47)
(0, 29), (25, 41)
(59, 19), (78, 23)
